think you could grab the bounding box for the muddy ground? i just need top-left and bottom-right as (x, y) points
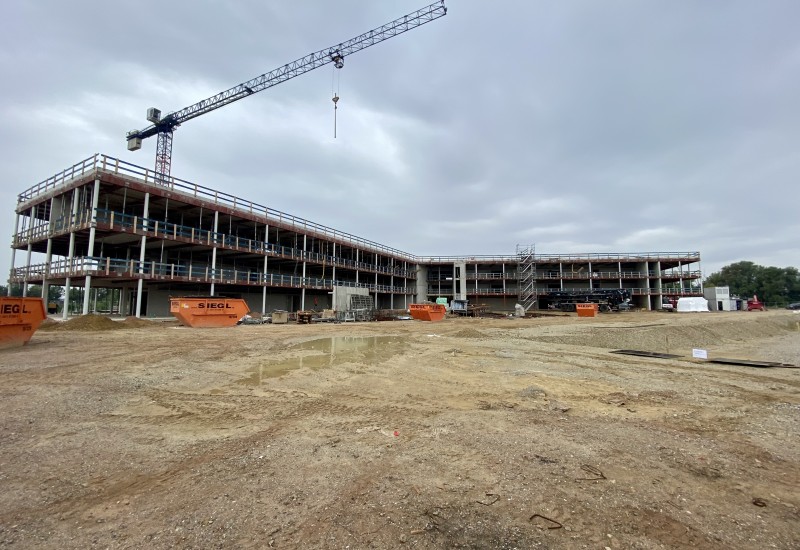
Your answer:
(0, 309), (798, 549)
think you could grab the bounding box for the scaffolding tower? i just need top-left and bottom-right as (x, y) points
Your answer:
(517, 244), (537, 312)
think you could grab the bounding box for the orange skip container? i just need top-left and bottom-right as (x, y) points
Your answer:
(409, 303), (447, 322)
(0, 297), (47, 349)
(169, 297), (250, 328)
(576, 303), (599, 317)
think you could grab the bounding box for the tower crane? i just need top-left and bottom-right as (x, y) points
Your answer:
(126, 1), (447, 181)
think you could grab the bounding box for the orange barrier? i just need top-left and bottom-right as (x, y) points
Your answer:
(169, 297), (250, 328)
(576, 303), (598, 317)
(409, 303), (446, 322)
(0, 297), (47, 349)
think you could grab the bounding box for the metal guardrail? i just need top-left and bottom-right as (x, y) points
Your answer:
(12, 208), (417, 279)
(15, 154), (702, 269)
(16, 154), (419, 262)
(11, 256), (415, 295)
(421, 252), (701, 263)
(426, 285), (702, 296)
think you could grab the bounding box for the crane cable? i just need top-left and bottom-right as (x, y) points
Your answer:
(331, 58), (342, 138)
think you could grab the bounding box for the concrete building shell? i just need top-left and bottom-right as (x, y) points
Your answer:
(9, 155), (703, 317)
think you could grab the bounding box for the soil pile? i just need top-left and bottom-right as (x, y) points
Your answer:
(40, 314), (127, 331)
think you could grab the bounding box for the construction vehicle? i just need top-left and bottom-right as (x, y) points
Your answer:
(661, 296), (678, 311)
(543, 289), (633, 313)
(746, 295), (765, 311)
(0, 297), (47, 349)
(125, 2), (447, 180)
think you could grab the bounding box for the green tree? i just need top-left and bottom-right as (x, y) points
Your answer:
(21, 285), (64, 302)
(705, 261), (800, 305)
(705, 261), (760, 297)
(1, 284), (63, 301)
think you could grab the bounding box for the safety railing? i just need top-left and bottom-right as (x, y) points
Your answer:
(16, 154), (419, 262)
(533, 252), (701, 262)
(17, 154), (101, 201)
(94, 209), (416, 278)
(14, 155), (702, 269)
(10, 256), (415, 295)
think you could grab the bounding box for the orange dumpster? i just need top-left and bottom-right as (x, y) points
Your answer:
(169, 297), (250, 328)
(576, 303), (598, 318)
(409, 303), (446, 322)
(0, 297), (47, 349)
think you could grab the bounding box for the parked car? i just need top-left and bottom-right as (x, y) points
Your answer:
(786, 302), (800, 310)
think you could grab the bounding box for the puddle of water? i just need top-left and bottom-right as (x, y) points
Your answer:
(236, 336), (406, 386)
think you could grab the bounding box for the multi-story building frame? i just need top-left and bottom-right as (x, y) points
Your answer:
(9, 154), (702, 317)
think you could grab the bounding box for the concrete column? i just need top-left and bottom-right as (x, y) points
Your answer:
(42, 237), (53, 305)
(404, 260), (409, 308)
(454, 260), (467, 300)
(300, 234), (307, 310)
(640, 261), (651, 311)
(654, 260), (663, 310)
(210, 210), (219, 297)
(135, 192), (150, 318)
(588, 261), (593, 290)
(355, 249), (359, 284)
(332, 243), (336, 283)
(119, 285), (128, 317)
(22, 243), (32, 297)
(82, 178), (101, 314)
(415, 264), (428, 303)
(63, 188), (81, 319)
(374, 253), (379, 307)
(262, 223), (269, 315)
(7, 213), (20, 293)
(41, 198), (55, 304)
(22, 206), (35, 297)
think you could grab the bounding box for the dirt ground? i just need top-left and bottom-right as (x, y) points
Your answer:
(1, 309), (798, 549)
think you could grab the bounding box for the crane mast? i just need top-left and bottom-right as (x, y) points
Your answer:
(126, 1), (447, 182)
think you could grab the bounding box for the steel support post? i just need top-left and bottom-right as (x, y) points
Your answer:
(63, 189), (81, 319)
(210, 211), (219, 296)
(82, 178), (101, 314)
(135, 192), (150, 318)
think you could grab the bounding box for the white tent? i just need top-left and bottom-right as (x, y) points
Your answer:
(676, 297), (709, 312)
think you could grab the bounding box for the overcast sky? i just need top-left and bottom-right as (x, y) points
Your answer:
(2, 0), (798, 281)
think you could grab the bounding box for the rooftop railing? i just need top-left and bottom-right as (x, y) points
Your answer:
(16, 154), (702, 268)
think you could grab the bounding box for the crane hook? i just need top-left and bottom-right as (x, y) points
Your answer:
(332, 94), (340, 138)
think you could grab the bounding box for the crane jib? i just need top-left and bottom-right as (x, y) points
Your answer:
(126, 0), (447, 171)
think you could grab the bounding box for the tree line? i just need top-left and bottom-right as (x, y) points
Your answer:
(704, 261), (800, 305)
(0, 284), (117, 314)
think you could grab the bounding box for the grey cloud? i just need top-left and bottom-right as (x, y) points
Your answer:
(2, 0), (799, 279)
